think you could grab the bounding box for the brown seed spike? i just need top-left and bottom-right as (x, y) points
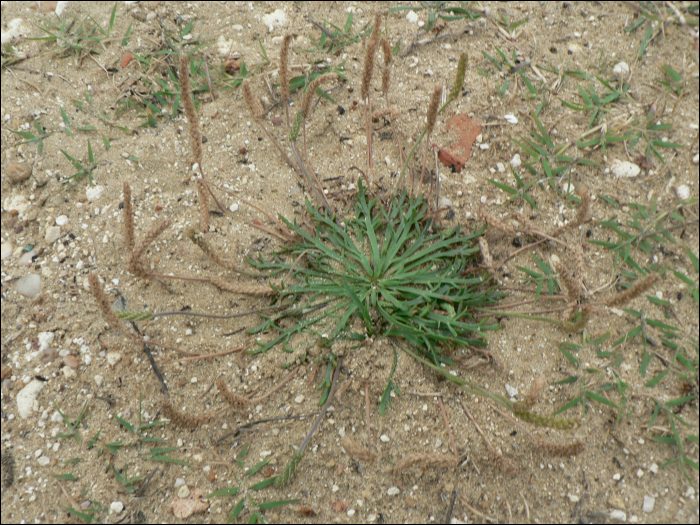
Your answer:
(301, 73), (338, 118)
(361, 14), (381, 101)
(340, 436), (377, 463)
(242, 79), (264, 118)
(606, 273), (660, 308)
(131, 220), (171, 264)
(216, 377), (250, 412)
(449, 53), (468, 101)
(161, 399), (216, 429)
(426, 85), (443, 136)
(88, 273), (123, 331)
(381, 38), (392, 66)
(279, 34), (295, 102)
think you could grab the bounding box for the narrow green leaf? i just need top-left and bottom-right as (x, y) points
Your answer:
(488, 179), (517, 195)
(227, 498), (245, 523)
(250, 477), (277, 491)
(585, 391), (619, 409)
(113, 414), (136, 434)
(206, 487), (239, 498)
(259, 499), (301, 510)
(55, 473), (79, 481)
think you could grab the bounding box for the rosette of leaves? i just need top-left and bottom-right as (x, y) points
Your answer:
(248, 180), (501, 365)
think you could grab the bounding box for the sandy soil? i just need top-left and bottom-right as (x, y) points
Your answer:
(1, 2), (698, 523)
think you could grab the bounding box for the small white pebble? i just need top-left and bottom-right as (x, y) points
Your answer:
(191, 377), (197, 383)
(649, 463), (658, 474)
(642, 495), (655, 513)
(174, 477), (186, 488)
(380, 434), (390, 443)
(230, 203), (239, 213)
(511, 153), (521, 168)
(636, 468), (644, 478)
(332, 484), (339, 492)
(55, 215), (68, 226)
(568, 493), (580, 503)
(479, 143), (489, 150)
(504, 114), (518, 124)
(294, 395), (304, 404)
(387, 487), (400, 496)
(177, 485), (190, 499)
(609, 509), (627, 521)
(675, 184), (690, 200)
(185, 328), (193, 336)
(612, 62), (630, 76)
(406, 11), (419, 24)
(347, 509), (356, 517)
(110, 501), (124, 514)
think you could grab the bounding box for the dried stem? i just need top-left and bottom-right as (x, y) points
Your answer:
(242, 79), (301, 176)
(438, 396), (459, 460)
(362, 13), (381, 179)
(460, 398), (516, 473)
(123, 182), (134, 252)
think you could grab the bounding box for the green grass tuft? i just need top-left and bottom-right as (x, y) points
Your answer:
(247, 180), (502, 363)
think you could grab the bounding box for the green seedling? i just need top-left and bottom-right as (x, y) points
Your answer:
(54, 400), (89, 443)
(658, 64), (684, 96)
(488, 167), (538, 209)
(211, 441), (299, 523)
(674, 247), (699, 304)
(9, 118), (54, 155)
(247, 180), (501, 363)
(60, 140), (98, 185)
(557, 332), (611, 369)
(624, 106), (683, 163)
(304, 11), (373, 54)
(494, 11), (529, 36)
(516, 253), (560, 301)
(562, 76), (631, 131)
(554, 371), (622, 418)
(74, 95), (135, 135)
(288, 63), (348, 103)
(31, 15), (96, 57)
(591, 197), (696, 272)
(111, 464), (146, 494)
(60, 106), (95, 135)
(111, 393), (169, 450)
(511, 106), (598, 190)
(390, 3), (480, 32)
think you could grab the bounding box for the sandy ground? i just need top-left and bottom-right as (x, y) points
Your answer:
(1, 2), (699, 523)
